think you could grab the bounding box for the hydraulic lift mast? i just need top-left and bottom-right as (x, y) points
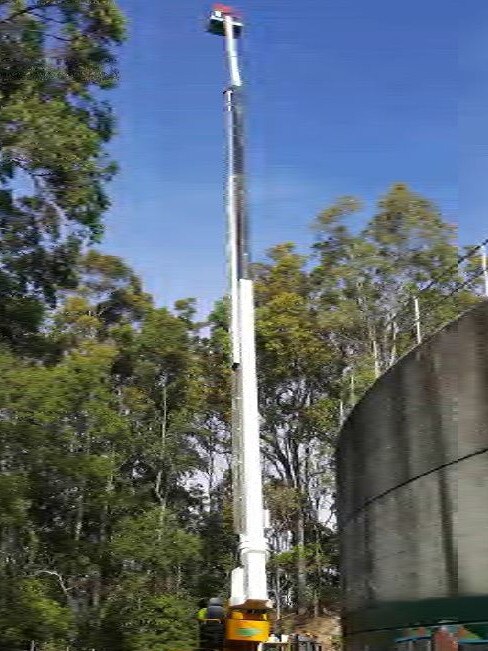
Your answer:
(207, 4), (271, 646)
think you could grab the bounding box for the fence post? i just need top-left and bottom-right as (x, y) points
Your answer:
(350, 374), (356, 405)
(389, 318), (398, 366)
(414, 297), (422, 344)
(372, 339), (380, 378)
(482, 244), (488, 298)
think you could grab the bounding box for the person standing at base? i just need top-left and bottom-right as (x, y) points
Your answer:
(197, 599), (208, 621)
(198, 597), (225, 651)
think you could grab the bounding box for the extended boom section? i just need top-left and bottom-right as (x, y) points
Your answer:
(207, 4), (271, 645)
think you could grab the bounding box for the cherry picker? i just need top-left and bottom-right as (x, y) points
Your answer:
(200, 5), (272, 651)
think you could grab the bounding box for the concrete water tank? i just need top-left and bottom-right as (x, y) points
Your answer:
(336, 300), (488, 650)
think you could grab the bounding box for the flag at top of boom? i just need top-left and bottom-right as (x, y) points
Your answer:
(207, 2), (272, 632)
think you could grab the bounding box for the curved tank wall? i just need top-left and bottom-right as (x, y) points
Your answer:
(336, 300), (488, 650)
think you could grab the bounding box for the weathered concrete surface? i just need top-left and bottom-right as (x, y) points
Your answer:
(336, 300), (488, 633)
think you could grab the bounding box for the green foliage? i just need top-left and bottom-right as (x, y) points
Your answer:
(0, 36), (482, 637)
(111, 508), (201, 582)
(0, 578), (72, 649)
(196, 487), (237, 600)
(101, 589), (197, 651)
(0, 0), (126, 347)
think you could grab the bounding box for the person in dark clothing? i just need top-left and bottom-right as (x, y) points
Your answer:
(198, 597), (225, 651)
(206, 597), (225, 620)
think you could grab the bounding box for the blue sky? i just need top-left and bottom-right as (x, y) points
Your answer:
(102, 0), (486, 313)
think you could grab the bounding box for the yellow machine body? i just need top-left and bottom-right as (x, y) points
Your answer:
(225, 610), (270, 643)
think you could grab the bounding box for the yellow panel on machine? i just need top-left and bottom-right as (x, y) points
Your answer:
(226, 611), (270, 642)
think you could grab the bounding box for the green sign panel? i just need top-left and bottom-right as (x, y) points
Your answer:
(237, 627), (261, 637)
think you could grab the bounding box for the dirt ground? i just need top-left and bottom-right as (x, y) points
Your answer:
(278, 612), (341, 650)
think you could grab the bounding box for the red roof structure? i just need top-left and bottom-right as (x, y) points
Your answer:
(213, 4), (241, 18)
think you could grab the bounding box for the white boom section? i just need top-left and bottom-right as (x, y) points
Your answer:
(209, 7), (269, 609)
(223, 13), (242, 87)
(234, 278), (268, 606)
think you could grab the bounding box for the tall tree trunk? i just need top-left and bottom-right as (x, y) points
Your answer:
(74, 490), (84, 543)
(313, 524), (320, 618)
(93, 457), (114, 613)
(296, 508), (307, 615)
(155, 380), (168, 542)
(73, 415), (90, 544)
(273, 531), (282, 622)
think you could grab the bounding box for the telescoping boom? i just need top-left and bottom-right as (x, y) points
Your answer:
(207, 3), (271, 643)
